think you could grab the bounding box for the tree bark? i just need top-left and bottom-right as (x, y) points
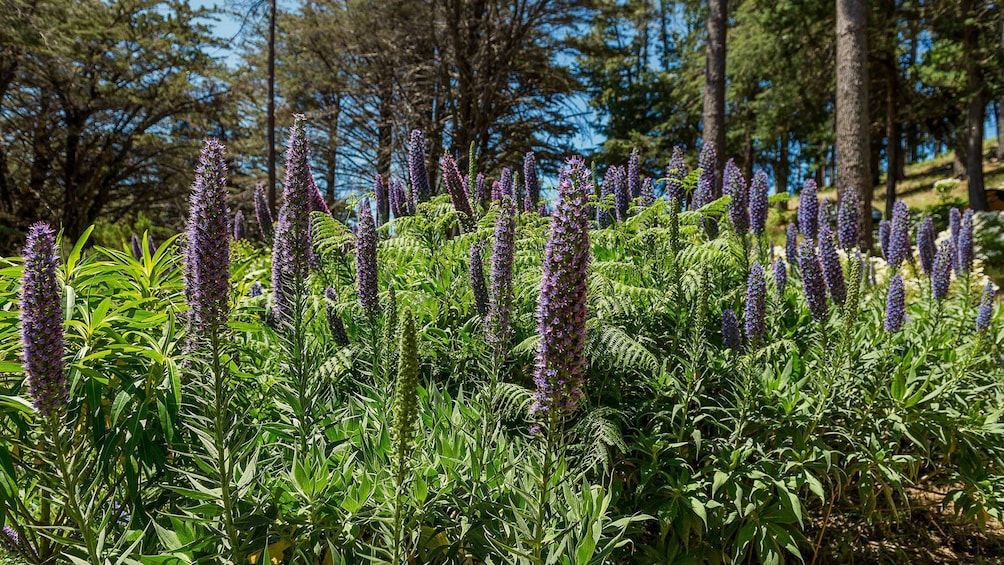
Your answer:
(963, 0), (988, 210)
(884, 0), (899, 220)
(836, 0), (873, 248)
(267, 0), (277, 211)
(702, 0), (727, 183)
(776, 132), (789, 197)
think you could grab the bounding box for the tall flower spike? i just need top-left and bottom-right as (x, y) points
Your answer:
(785, 223), (799, 270)
(374, 173), (388, 226)
(799, 239), (828, 323)
(842, 252), (862, 344)
(694, 141), (718, 209)
(441, 154), (476, 232)
(744, 264), (767, 344)
(749, 170), (769, 236)
(917, 217), (936, 275)
(185, 139), (231, 335)
(389, 176), (403, 219)
(798, 179), (819, 240)
(500, 167), (515, 202)
(640, 177), (654, 206)
(628, 149), (641, 199)
(147, 235), (157, 256)
(598, 166), (616, 227)
(271, 116), (313, 322)
(309, 176), (330, 215)
(819, 198), (835, 234)
(254, 182), (273, 243)
(131, 234), (143, 260)
(612, 165), (629, 222)
(949, 207), (962, 269)
(932, 240), (955, 300)
(324, 287), (350, 347)
(837, 189), (860, 250)
(20, 222), (67, 417)
(774, 258), (787, 300)
(879, 220), (891, 261)
(724, 159), (748, 235)
(491, 180), (503, 203)
(977, 281), (995, 333)
(819, 228), (846, 305)
(722, 309), (741, 350)
(486, 196), (516, 352)
(884, 274), (906, 333)
(888, 200), (911, 271)
(391, 308), (420, 484)
(533, 157), (591, 416)
(355, 198), (379, 315)
(409, 129), (430, 204)
(525, 151), (540, 205)
(475, 173), (487, 209)
(665, 146), (686, 204)
(958, 209), (974, 274)
(233, 210), (246, 241)
(470, 240), (489, 319)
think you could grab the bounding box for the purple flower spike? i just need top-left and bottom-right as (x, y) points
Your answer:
(131, 234), (143, 260)
(628, 149), (641, 200)
(441, 154), (477, 232)
(722, 309), (741, 350)
(932, 240), (955, 300)
(598, 166), (617, 226)
(819, 198), (835, 234)
(888, 200), (911, 271)
(374, 173), (388, 226)
(355, 198), (379, 315)
(798, 179), (819, 240)
(884, 274), (906, 333)
(917, 217), (936, 275)
(309, 176), (330, 215)
(774, 258), (787, 300)
(254, 182), (274, 242)
(694, 141), (718, 209)
(665, 146), (686, 204)
(958, 209), (974, 274)
(745, 263), (767, 344)
(475, 173), (488, 209)
(533, 157), (591, 417)
(819, 228), (846, 305)
(249, 281), (262, 297)
(641, 177), (654, 207)
(524, 151), (540, 205)
(950, 207), (961, 253)
(147, 235), (157, 256)
(977, 281), (995, 333)
(185, 139), (231, 335)
(271, 117), (313, 322)
(486, 196), (516, 351)
(20, 222), (67, 417)
(879, 220), (891, 261)
(500, 167), (515, 202)
(614, 165), (630, 222)
(470, 240), (489, 319)
(724, 159), (749, 235)
(837, 189), (860, 250)
(409, 129), (430, 204)
(799, 239), (828, 323)
(786, 223), (799, 270)
(749, 170), (769, 236)
(233, 210), (246, 241)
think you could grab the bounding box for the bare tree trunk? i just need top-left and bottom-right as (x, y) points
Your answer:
(776, 133), (789, 197)
(884, 0), (899, 220)
(325, 97), (340, 202)
(267, 0), (277, 211)
(963, 0), (988, 210)
(702, 0), (727, 183)
(836, 0), (873, 248)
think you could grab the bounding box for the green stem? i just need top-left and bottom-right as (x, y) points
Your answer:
(210, 331), (241, 563)
(48, 416), (101, 565)
(532, 409), (558, 565)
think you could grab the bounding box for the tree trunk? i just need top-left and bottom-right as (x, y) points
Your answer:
(267, 0), (277, 211)
(776, 133), (789, 197)
(702, 0), (727, 183)
(996, 102), (1004, 160)
(884, 0), (899, 220)
(325, 97), (340, 202)
(836, 0), (873, 248)
(962, 0), (987, 210)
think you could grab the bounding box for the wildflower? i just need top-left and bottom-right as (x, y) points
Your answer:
(614, 165), (629, 222)
(185, 139), (231, 335)
(391, 308), (419, 483)
(500, 167), (515, 202)
(486, 196), (516, 351)
(884, 274), (906, 333)
(475, 173), (488, 210)
(233, 210), (246, 241)
(888, 201), (911, 271)
(665, 146), (686, 204)
(309, 176), (330, 215)
(724, 159), (748, 235)
(721, 309), (741, 350)
(249, 281), (262, 297)
(976, 281), (995, 333)
(598, 166), (617, 227)
(1, 525), (17, 551)
(147, 235), (157, 256)
(694, 141), (718, 209)
(324, 287), (350, 346)
(950, 207), (962, 268)
(774, 258), (787, 300)
(799, 239), (828, 323)
(533, 157), (590, 416)
(879, 220), (891, 261)
(932, 240), (955, 300)
(409, 129), (430, 204)
(917, 217), (936, 275)
(819, 198), (835, 233)
(837, 189), (860, 250)
(798, 179), (819, 240)
(628, 149), (641, 200)
(785, 223), (799, 270)
(744, 263), (766, 344)
(374, 173), (388, 226)
(390, 176), (410, 218)
(441, 154), (476, 232)
(819, 228), (846, 305)
(356, 198), (379, 316)
(958, 209), (974, 274)
(131, 234), (143, 260)
(842, 253), (862, 345)
(470, 240), (489, 319)
(254, 183), (274, 243)
(525, 151), (540, 206)
(271, 117), (313, 322)
(749, 170), (769, 236)
(20, 222), (67, 417)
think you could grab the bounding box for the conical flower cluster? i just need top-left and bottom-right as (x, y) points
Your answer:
(356, 198), (380, 316)
(749, 170), (769, 236)
(798, 179), (819, 240)
(917, 217), (936, 275)
(888, 201), (911, 271)
(524, 151), (540, 205)
(441, 154), (476, 232)
(837, 189), (860, 250)
(233, 210), (246, 241)
(721, 309), (741, 350)
(819, 228), (846, 305)
(254, 183), (273, 243)
(958, 209), (974, 274)
(665, 146), (686, 203)
(486, 196), (516, 351)
(977, 281), (995, 333)
(131, 234), (143, 260)
(409, 129), (430, 204)
(786, 223), (799, 270)
(184, 138), (231, 335)
(469, 240), (489, 319)
(271, 116), (313, 322)
(932, 240), (955, 300)
(627, 149), (641, 200)
(533, 157), (591, 416)
(884, 274), (906, 333)
(391, 309), (420, 483)
(20, 222), (67, 417)
(724, 159), (748, 235)
(774, 258), (787, 300)
(694, 141), (717, 209)
(799, 240), (828, 323)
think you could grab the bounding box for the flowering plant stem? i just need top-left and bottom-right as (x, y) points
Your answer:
(532, 408), (560, 565)
(209, 331), (242, 563)
(46, 416), (101, 564)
